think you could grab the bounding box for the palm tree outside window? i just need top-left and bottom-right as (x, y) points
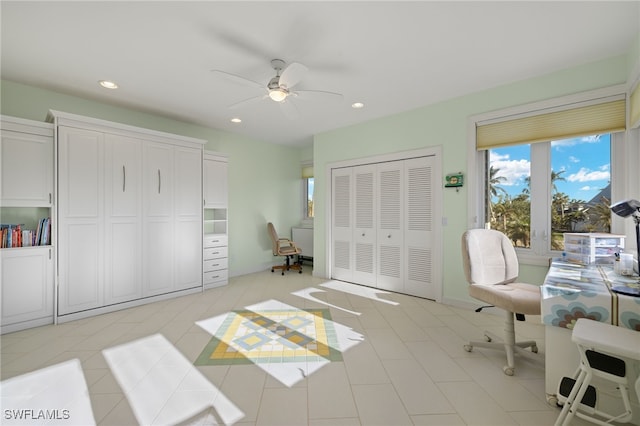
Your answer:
(486, 134), (611, 252)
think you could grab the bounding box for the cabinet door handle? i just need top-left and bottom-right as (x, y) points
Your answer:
(158, 169), (161, 194)
(122, 165), (126, 192)
(49, 193), (52, 204)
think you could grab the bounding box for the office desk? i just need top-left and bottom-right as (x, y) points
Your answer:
(541, 260), (640, 420)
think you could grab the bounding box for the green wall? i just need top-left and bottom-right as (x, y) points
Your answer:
(0, 79), (303, 276)
(2, 36), (638, 305)
(313, 54), (632, 305)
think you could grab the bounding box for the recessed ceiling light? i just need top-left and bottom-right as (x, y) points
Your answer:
(230, 117), (242, 123)
(99, 80), (118, 89)
(352, 102), (364, 109)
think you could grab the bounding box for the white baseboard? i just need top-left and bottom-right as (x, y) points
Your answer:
(56, 287), (202, 324)
(229, 261), (281, 278)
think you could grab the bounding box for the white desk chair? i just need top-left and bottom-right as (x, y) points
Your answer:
(555, 318), (640, 426)
(461, 229), (542, 376)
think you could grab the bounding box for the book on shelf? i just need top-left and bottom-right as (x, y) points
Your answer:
(1, 218), (51, 248)
(1, 224), (20, 248)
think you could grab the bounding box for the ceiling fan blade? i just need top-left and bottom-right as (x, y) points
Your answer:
(211, 70), (264, 90)
(228, 94), (267, 110)
(279, 99), (299, 120)
(294, 89), (344, 102)
(279, 62), (308, 90)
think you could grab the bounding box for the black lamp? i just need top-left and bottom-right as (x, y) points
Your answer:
(610, 199), (640, 293)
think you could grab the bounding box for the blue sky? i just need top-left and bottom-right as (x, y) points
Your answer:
(308, 178), (315, 201)
(490, 134), (611, 202)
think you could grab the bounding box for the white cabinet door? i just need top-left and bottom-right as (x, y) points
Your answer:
(0, 129), (53, 207)
(104, 134), (142, 305)
(377, 161), (404, 292)
(143, 142), (174, 296)
(404, 156), (436, 299)
(353, 164), (377, 286)
(203, 156), (228, 207)
(331, 168), (353, 282)
(1, 247), (53, 329)
(174, 146), (202, 291)
(57, 127), (104, 315)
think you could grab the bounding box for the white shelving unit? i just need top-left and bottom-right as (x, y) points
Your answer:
(1, 115), (55, 334)
(203, 152), (228, 289)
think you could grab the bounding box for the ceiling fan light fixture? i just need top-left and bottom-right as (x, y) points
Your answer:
(269, 88), (288, 102)
(98, 80), (118, 89)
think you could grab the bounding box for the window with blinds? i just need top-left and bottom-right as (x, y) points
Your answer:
(474, 90), (625, 256)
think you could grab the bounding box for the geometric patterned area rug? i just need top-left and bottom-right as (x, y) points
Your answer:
(194, 308), (343, 366)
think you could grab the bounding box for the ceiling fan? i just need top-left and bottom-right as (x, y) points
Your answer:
(211, 59), (343, 118)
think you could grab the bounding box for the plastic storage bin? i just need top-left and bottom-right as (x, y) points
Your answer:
(563, 233), (625, 265)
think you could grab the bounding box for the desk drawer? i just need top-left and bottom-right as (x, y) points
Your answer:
(204, 246), (228, 260)
(203, 269), (228, 283)
(204, 235), (228, 248)
(204, 258), (228, 272)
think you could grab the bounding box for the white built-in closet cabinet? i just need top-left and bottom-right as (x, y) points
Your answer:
(0, 116), (55, 334)
(49, 111), (205, 320)
(331, 152), (441, 300)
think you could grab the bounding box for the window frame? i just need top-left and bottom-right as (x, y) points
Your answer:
(301, 161), (314, 226)
(467, 85), (628, 266)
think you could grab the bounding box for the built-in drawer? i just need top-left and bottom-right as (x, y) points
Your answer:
(204, 258), (228, 272)
(203, 246), (228, 260)
(204, 234), (228, 248)
(203, 269), (228, 284)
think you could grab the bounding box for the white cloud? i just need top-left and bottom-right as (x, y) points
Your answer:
(568, 156), (580, 163)
(579, 186), (596, 191)
(567, 167), (610, 183)
(551, 135), (601, 149)
(580, 135), (602, 143)
(490, 152), (509, 161)
(490, 152), (530, 187)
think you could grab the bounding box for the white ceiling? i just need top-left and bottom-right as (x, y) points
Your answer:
(2, 1), (639, 147)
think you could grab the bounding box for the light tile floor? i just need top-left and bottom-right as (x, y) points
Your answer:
(1, 269), (602, 425)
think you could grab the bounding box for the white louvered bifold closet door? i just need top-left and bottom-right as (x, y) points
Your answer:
(331, 154), (440, 300)
(331, 168), (353, 281)
(353, 164), (377, 286)
(376, 161), (404, 292)
(404, 156), (435, 299)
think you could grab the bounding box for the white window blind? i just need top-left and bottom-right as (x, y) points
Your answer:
(476, 98), (626, 150)
(302, 165), (313, 178)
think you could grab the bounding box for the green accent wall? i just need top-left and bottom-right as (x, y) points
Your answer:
(2, 36), (638, 305)
(1, 79), (303, 276)
(313, 54), (632, 304)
